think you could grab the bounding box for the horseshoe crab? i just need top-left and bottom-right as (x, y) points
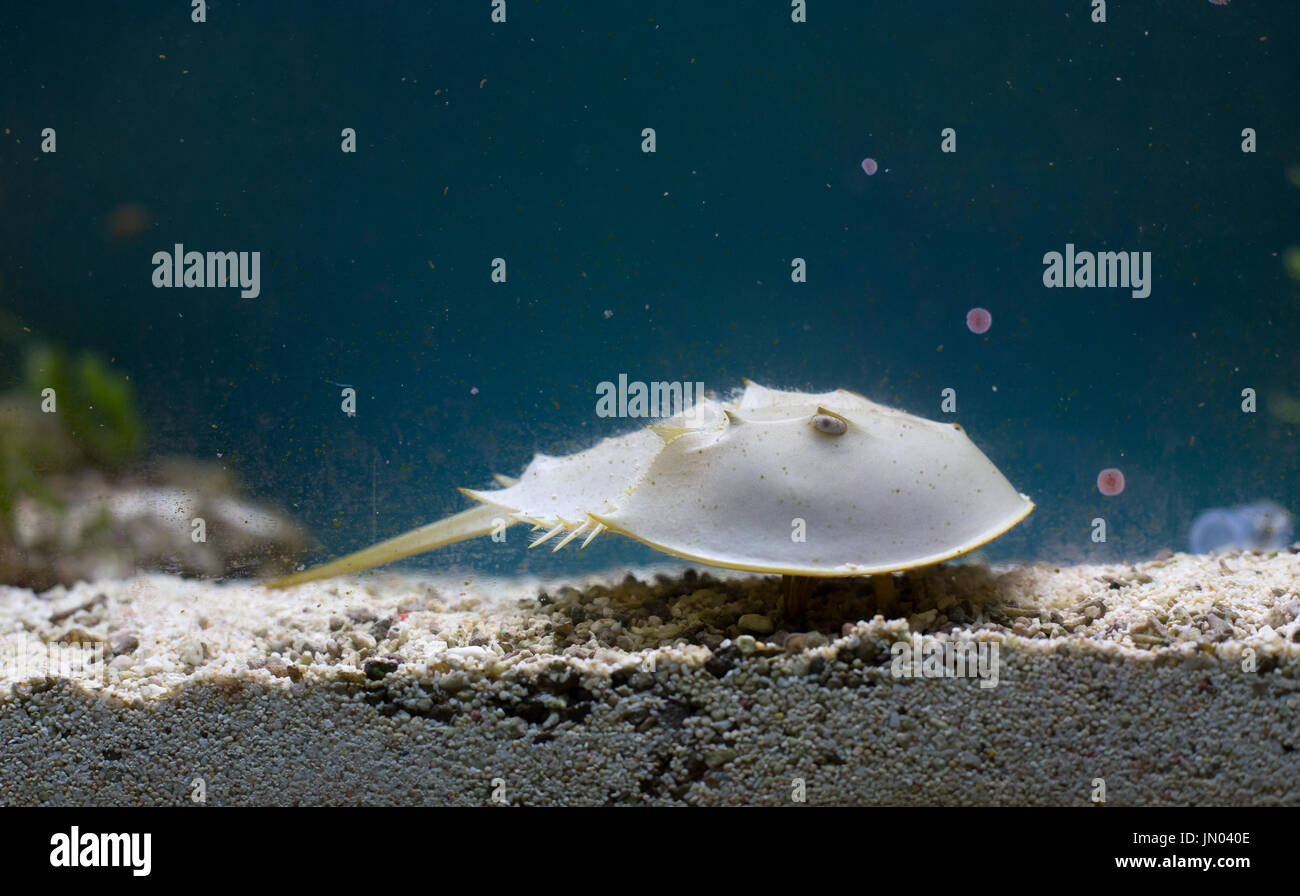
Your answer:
(268, 381), (1033, 604)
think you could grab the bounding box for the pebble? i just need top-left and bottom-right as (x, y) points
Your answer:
(908, 609), (938, 630)
(177, 638), (204, 668)
(364, 657), (400, 680)
(737, 614), (774, 635)
(706, 748), (737, 768)
(109, 632), (139, 656)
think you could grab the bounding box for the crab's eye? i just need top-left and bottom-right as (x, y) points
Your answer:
(811, 413), (848, 436)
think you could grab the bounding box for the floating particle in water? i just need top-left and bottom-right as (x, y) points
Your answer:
(603, 309), (613, 318)
(470, 387), (479, 395)
(860, 157), (878, 176)
(1266, 391), (1300, 423)
(1208, 0), (1229, 6)
(966, 307), (992, 334)
(1097, 468), (1125, 497)
(106, 202), (150, 240)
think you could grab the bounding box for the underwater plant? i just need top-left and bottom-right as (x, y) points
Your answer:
(0, 344), (144, 536)
(23, 345), (142, 467)
(1, 344), (312, 588)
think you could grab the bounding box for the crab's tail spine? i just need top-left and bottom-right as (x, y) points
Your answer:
(266, 503), (508, 589)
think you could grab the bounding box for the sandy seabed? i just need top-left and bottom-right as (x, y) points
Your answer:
(1, 550), (1297, 806)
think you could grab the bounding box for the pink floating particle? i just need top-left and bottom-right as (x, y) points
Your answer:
(603, 309), (613, 318)
(860, 157), (878, 176)
(1097, 468), (1125, 497)
(470, 386), (479, 395)
(1208, 0), (1229, 6)
(966, 307), (992, 334)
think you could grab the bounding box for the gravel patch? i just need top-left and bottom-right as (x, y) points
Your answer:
(2, 549), (1298, 805)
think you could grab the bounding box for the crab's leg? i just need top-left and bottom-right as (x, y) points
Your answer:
(781, 574), (813, 629)
(267, 503), (509, 589)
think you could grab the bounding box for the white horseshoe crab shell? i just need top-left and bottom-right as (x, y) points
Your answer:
(268, 380), (1033, 588)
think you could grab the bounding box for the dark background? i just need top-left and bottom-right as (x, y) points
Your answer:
(2, 0), (1296, 575)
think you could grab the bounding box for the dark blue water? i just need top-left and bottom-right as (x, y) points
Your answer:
(2, 1), (1297, 576)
